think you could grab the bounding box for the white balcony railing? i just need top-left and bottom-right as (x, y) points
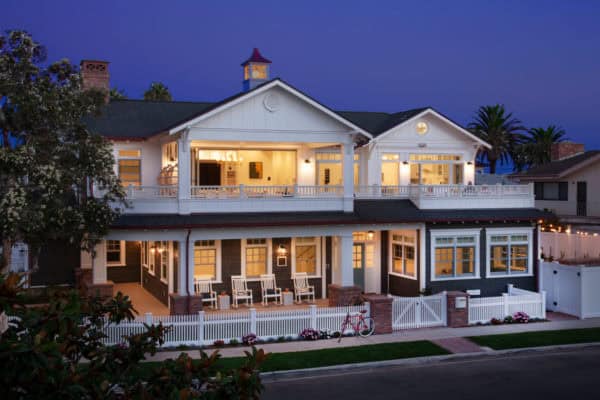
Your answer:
(124, 185), (178, 199)
(191, 184), (344, 199)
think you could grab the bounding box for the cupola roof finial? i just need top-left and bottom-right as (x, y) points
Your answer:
(241, 48), (272, 66)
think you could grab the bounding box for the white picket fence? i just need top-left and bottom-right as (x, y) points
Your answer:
(102, 303), (368, 347)
(468, 285), (546, 324)
(391, 292), (447, 330)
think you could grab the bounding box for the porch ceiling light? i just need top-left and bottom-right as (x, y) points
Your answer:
(304, 158), (311, 164)
(367, 230), (374, 240)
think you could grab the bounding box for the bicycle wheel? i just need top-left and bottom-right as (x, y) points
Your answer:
(358, 317), (375, 337)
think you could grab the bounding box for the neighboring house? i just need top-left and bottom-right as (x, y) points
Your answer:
(33, 49), (547, 313)
(512, 142), (600, 227)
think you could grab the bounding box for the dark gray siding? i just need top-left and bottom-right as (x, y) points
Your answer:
(107, 241), (141, 283)
(425, 223), (537, 296)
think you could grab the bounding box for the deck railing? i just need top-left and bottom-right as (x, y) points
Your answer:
(190, 184), (344, 199)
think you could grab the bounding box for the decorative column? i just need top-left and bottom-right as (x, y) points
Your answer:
(85, 241), (113, 298)
(341, 140), (354, 212)
(328, 232), (361, 306)
(169, 237), (203, 315)
(177, 129), (191, 215)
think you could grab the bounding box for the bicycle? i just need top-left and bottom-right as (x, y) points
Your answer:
(337, 308), (375, 342)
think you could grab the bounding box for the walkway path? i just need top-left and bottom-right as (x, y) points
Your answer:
(146, 315), (600, 361)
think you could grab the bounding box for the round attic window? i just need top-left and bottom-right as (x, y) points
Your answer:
(416, 121), (428, 135)
(263, 93), (280, 112)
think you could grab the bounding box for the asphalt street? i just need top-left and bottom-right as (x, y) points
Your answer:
(263, 346), (600, 400)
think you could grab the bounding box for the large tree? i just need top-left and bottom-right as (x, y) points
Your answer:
(468, 105), (525, 174)
(143, 81), (172, 101)
(0, 30), (125, 273)
(515, 125), (567, 170)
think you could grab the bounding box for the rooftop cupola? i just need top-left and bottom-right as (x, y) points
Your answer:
(241, 48), (271, 91)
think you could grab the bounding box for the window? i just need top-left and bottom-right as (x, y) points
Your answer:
(534, 182), (568, 201)
(487, 229), (532, 277)
(242, 238), (271, 278)
(106, 240), (125, 266)
(141, 241), (148, 267)
(416, 121), (428, 135)
(159, 241), (169, 282)
(293, 237), (320, 277)
(410, 154), (461, 161)
(194, 240), (221, 281)
(389, 232), (417, 279)
(117, 149), (142, 187)
(147, 242), (156, 274)
(431, 230), (480, 280)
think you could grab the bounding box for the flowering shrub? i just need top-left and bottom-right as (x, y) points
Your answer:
(299, 328), (320, 341)
(242, 333), (257, 346)
(213, 339), (225, 347)
(513, 311), (530, 323)
(490, 318), (503, 325)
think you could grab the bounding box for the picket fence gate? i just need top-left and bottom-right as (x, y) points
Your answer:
(391, 292), (447, 330)
(102, 303), (369, 347)
(468, 285), (546, 324)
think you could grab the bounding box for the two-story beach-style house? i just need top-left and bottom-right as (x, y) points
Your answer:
(62, 49), (548, 314)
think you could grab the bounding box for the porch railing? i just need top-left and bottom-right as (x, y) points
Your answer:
(408, 184), (533, 199)
(123, 185), (178, 199)
(190, 184), (344, 199)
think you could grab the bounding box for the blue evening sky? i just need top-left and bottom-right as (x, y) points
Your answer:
(3, 1), (600, 172)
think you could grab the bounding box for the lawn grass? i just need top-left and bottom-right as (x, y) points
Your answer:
(469, 327), (600, 350)
(140, 340), (449, 375)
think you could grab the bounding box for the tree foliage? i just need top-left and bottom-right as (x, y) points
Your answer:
(109, 87), (127, 100)
(0, 273), (267, 399)
(468, 105), (525, 174)
(0, 30), (126, 272)
(513, 125), (567, 171)
(143, 82), (172, 101)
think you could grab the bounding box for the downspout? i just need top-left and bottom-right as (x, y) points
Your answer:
(185, 228), (192, 314)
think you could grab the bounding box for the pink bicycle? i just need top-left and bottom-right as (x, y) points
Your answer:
(338, 309), (375, 342)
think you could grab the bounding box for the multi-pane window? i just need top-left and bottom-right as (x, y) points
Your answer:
(489, 232), (530, 276)
(194, 240), (217, 280)
(106, 240), (124, 265)
(245, 238), (268, 278)
(432, 232), (478, 279)
(148, 241), (155, 274)
(295, 237), (318, 276)
(390, 233), (416, 278)
(117, 149), (142, 187)
(159, 241), (169, 282)
(534, 182), (568, 201)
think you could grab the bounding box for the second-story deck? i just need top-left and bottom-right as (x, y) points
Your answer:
(116, 183), (535, 214)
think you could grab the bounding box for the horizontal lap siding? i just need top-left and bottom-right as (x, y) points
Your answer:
(425, 223), (537, 297)
(107, 241), (141, 283)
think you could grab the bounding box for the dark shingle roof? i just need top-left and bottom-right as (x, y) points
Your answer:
(337, 108), (429, 137)
(85, 99), (215, 139)
(85, 77), (433, 140)
(112, 200), (550, 230)
(512, 151), (600, 179)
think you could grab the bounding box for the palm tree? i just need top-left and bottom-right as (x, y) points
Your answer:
(521, 125), (567, 167)
(109, 87), (127, 100)
(468, 105), (525, 174)
(143, 82), (172, 101)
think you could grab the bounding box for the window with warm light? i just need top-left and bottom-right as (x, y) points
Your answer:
(293, 237), (320, 276)
(431, 230), (480, 280)
(106, 240), (125, 266)
(487, 229), (532, 277)
(194, 240), (220, 280)
(416, 121), (428, 135)
(243, 238), (269, 278)
(159, 241), (169, 282)
(390, 232), (416, 278)
(117, 149), (142, 187)
(251, 64), (267, 79)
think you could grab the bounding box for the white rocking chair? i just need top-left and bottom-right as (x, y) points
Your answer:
(292, 272), (315, 304)
(260, 274), (282, 306)
(231, 275), (253, 308)
(194, 278), (217, 309)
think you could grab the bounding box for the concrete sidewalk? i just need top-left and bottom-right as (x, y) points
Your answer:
(146, 314), (600, 362)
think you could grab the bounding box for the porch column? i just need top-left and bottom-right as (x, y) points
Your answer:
(177, 239), (188, 295)
(177, 129), (191, 215)
(341, 140), (354, 212)
(85, 241), (113, 298)
(329, 232), (361, 306)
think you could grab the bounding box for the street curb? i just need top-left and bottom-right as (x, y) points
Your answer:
(260, 341), (600, 382)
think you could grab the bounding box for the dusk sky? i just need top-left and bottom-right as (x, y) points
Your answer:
(3, 1), (600, 170)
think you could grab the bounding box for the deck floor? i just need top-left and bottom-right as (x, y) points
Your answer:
(113, 283), (330, 316)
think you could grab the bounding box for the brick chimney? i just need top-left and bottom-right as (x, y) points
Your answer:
(550, 142), (585, 161)
(80, 60), (110, 100)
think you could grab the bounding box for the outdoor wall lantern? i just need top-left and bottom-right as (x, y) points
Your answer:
(367, 230), (375, 240)
(276, 244), (288, 267)
(277, 244), (287, 255)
